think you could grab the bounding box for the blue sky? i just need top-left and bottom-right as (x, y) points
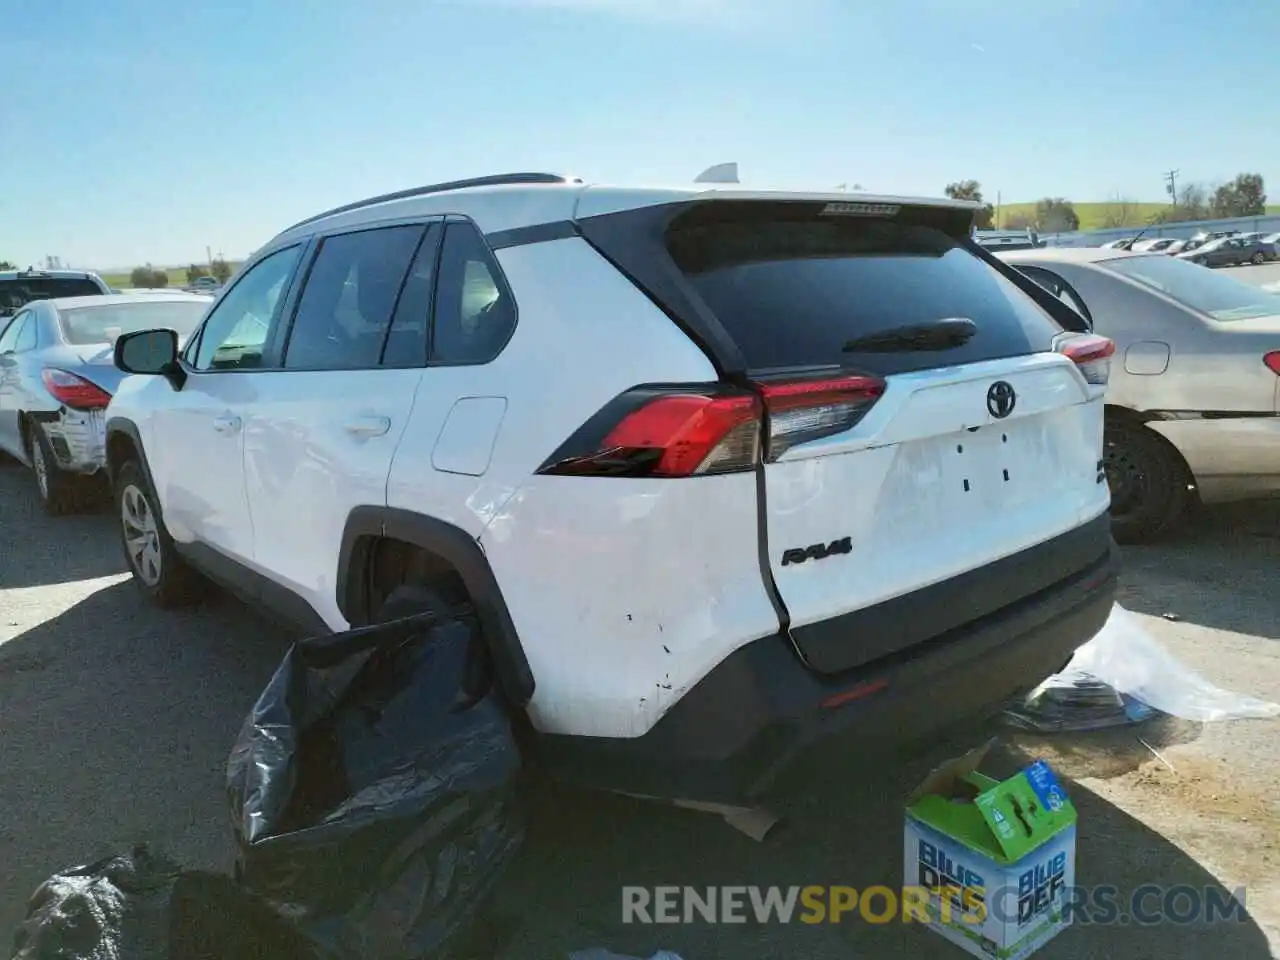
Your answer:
(3, 0), (1277, 269)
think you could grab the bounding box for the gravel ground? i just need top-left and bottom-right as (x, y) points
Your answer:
(2, 335), (1280, 957)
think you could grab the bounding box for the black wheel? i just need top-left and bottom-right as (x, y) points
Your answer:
(1103, 417), (1191, 544)
(114, 459), (204, 606)
(1251, 252), (1265, 265)
(29, 424), (80, 516)
(374, 584), (492, 704)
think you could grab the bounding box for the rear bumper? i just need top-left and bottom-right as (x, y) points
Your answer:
(534, 526), (1119, 806)
(31, 409), (107, 475)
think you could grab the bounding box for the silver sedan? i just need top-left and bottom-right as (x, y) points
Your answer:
(0, 292), (210, 514)
(997, 247), (1280, 543)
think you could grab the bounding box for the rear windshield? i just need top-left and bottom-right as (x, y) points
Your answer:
(1101, 254), (1280, 322)
(0, 277), (103, 316)
(666, 211), (1063, 374)
(57, 300), (208, 345)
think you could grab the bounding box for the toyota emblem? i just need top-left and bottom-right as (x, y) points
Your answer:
(987, 381), (1016, 419)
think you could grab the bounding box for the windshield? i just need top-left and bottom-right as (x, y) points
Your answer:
(0, 277), (103, 317)
(57, 300), (208, 345)
(1102, 254), (1280, 321)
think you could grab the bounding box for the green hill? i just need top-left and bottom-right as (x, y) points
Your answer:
(102, 264), (243, 289)
(994, 202), (1280, 233)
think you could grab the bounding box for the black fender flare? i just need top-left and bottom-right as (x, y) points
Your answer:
(336, 506), (535, 706)
(104, 417), (158, 495)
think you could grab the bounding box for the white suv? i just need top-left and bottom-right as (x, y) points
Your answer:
(104, 173), (1118, 804)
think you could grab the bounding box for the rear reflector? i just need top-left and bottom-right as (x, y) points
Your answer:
(538, 374), (886, 479)
(42, 369), (112, 410)
(1054, 333), (1115, 385)
(1265, 351), (1280, 375)
(820, 678), (889, 710)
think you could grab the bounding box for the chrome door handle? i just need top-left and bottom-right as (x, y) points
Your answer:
(212, 414), (241, 433)
(344, 415), (391, 438)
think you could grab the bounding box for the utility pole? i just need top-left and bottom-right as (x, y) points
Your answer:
(1163, 169), (1179, 208)
(206, 246), (213, 271)
(996, 191), (1002, 229)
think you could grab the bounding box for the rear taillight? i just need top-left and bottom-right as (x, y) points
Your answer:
(42, 369), (112, 410)
(1054, 333), (1115, 386)
(1265, 352), (1280, 375)
(537, 374), (885, 479)
(757, 375), (885, 460)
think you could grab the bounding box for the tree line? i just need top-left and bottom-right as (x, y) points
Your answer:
(945, 172), (1268, 233)
(129, 259), (234, 288)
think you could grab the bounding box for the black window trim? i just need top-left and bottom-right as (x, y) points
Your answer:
(424, 214), (520, 368)
(181, 241), (310, 375)
(1012, 263), (1094, 329)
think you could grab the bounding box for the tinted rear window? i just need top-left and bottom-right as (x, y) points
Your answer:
(0, 277), (103, 316)
(667, 211), (1064, 374)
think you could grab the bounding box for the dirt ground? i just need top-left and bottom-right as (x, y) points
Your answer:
(1, 468), (1279, 958)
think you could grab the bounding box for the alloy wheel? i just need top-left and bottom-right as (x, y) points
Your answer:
(121, 483), (163, 586)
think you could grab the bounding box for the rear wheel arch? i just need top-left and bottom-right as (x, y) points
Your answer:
(337, 506), (535, 706)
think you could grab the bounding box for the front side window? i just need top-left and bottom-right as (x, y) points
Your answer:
(193, 246), (303, 371)
(1101, 253), (1280, 322)
(282, 225), (423, 371)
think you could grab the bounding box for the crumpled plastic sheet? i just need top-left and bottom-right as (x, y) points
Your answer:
(8, 844), (320, 960)
(226, 609), (525, 960)
(569, 952), (686, 960)
(1007, 603), (1280, 731)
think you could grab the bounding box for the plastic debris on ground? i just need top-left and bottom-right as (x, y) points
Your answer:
(1006, 603), (1280, 731)
(569, 952), (686, 960)
(226, 606), (525, 960)
(9, 845), (320, 960)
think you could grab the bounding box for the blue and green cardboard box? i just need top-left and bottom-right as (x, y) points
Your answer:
(902, 739), (1077, 960)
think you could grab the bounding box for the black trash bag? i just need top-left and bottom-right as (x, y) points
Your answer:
(227, 610), (525, 960)
(9, 844), (319, 960)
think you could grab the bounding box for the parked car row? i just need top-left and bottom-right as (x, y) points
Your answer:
(997, 246), (1280, 541)
(1097, 231), (1280, 265)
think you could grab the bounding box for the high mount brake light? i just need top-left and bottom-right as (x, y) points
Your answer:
(1264, 351), (1280, 376)
(538, 375), (886, 479)
(1054, 333), (1115, 386)
(41, 369), (112, 410)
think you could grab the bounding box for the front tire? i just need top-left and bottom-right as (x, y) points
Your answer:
(1103, 417), (1191, 544)
(114, 460), (204, 606)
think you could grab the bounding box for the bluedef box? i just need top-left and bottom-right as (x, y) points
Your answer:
(902, 740), (1077, 960)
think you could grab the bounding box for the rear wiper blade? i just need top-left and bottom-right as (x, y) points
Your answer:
(842, 317), (977, 353)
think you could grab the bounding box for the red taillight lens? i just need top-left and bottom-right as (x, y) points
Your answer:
(1265, 352), (1280, 375)
(538, 374), (887, 479)
(758, 375), (885, 460)
(41, 369), (112, 410)
(601, 393), (760, 476)
(1054, 333), (1115, 386)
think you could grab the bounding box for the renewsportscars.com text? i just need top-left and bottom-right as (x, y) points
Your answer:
(621, 884), (1248, 926)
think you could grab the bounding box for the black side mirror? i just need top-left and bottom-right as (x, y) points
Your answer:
(114, 328), (186, 390)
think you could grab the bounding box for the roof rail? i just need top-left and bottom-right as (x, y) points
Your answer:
(280, 172), (582, 234)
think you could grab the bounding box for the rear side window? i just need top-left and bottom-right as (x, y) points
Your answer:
(0, 277), (103, 316)
(284, 225), (424, 371)
(666, 210), (1063, 375)
(431, 221), (516, 365)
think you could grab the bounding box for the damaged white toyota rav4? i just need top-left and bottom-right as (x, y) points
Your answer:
(104, 173), (1118, 804)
